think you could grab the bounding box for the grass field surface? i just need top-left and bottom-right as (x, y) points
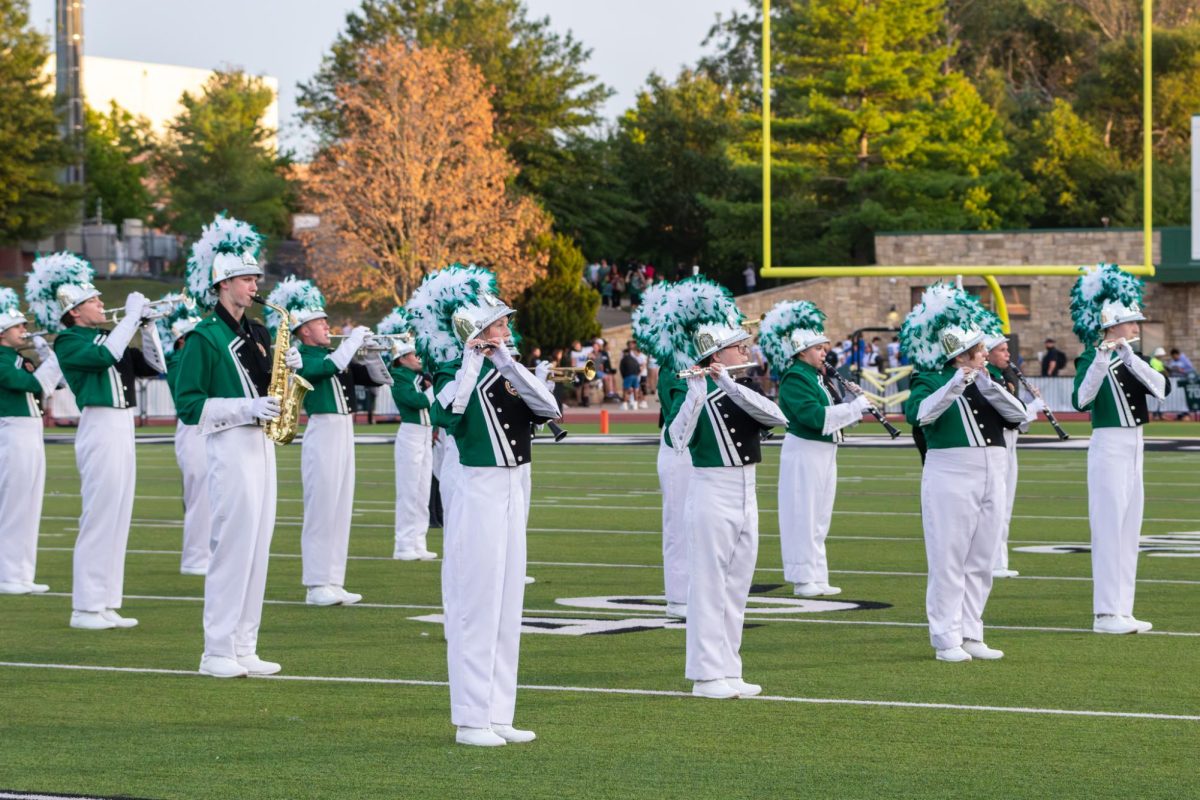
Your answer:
(1, 433), (1197, 799)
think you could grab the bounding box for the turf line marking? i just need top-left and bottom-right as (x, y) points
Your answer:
(1, 661), (1196, 722)
(27, 593), (1200, 636)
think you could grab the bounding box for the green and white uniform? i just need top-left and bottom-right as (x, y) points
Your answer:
(655, 369), (692, 606)
(391, 365), (434, 557)
(167, 343), (211, 575)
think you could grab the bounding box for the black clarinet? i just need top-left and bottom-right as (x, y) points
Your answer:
(826, 367), (902, 439)
(546, 421), (569, 442)
(1010, 364), (1069, 441)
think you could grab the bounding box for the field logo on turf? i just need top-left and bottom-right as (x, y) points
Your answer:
(1015, 532), (1200, 558)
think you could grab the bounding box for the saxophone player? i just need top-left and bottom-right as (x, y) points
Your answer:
(264, 278), (390, 606)
(175, 215), (302, 679)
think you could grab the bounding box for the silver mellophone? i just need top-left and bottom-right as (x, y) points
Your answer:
(677, 362), (756, 379)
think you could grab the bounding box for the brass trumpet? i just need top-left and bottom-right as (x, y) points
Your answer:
(103, 293), (193, 324)
(546, 360), (596, 383)
(677, 362), (756, 379)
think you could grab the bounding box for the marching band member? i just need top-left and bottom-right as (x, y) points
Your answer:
(632, 282), (691, 619)
(408, 264), (558, 747)
(378, 307), (436, 561)
(902, 284), (1026, 662)
(175, 214), (302, 678)
(981, 316), (1044, 580)
(1069, 264), (1168, 634)
(0, 289), (62, 595)
(666, 277), (786, 699)
(27, 253), (166, 630)
(761, 300), (872, 598)
(159, 298), (210, 576)
(265, 278), (390, 606)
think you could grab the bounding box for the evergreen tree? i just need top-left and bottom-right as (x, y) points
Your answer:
(0, 0), (82, 243)
(514, 233), (601, 353)
(83, 102), (155, 224)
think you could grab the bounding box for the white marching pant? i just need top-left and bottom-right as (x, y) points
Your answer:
(73, 407), (135, 612)
(444, 466), (527, 728)
(300, 414), (355, 587)
(1088, 427), (1144, 616)
(394, 423), (433, 555)
(993, 428), (1020, 571)
(656, 441), (691, 605)
(439, 435), (462, 636)
(921, 447), (1006, 650)
(203, 425), (276, 659)
(174, 420), (211, 573)
(0, 418), (46, 586)
(685, 466), (759, 681)
(778, 435), (838, 585)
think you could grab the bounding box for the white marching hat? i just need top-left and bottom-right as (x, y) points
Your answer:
(0, 288), (28, 333)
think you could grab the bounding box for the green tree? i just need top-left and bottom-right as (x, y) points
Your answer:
(155, 70), (295, 242)
(0, 0), (82, 243)
(514, 233), (601, 352)
(83, 101), (155, 224)
(297, 0), (611, 198)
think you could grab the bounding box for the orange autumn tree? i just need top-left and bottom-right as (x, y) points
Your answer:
(303, 40), (549, 308)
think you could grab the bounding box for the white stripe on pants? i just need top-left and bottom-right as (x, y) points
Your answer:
(685, 466), (758, 681)
(656, 440), (691, 605)
(993, 428), (1019, 571)
(174, 420), (211, 573)
(445, 466), (527, 728)
(778, 435), (838, 585)
(300, 414), (354, 587)
(73, 406), (135, 612)
(0, 417), (46, 585)
(394, 423), (432, 555)
(921, 447), (1006, 650)
(203, 425), (276, 659)
(1088, 427), (1143, 616)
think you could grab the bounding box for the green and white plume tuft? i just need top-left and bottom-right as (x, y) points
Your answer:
(656, 276), (743, 370)
(0, 288), (21, 316)
(154, 295), (200, 355)
(405, 263), (498, 365)
(1069, 263), (1143, 344)
(264, 277), (326, 333)
(24, 252), (95, 333)
(631, 281), (681, 369)
(900, 282), (988, 371)
(377, 306), (413, 337)
(186, 214), (262, 311)
(758, 300), (826, 367)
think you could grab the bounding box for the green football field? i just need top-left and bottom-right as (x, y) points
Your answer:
(2, 434), (1198, 800)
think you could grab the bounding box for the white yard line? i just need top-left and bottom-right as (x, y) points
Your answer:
(0, 661), (1196, 722)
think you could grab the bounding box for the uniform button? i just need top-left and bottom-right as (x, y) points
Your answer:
(723, 413), (729, 418)
(516, 455), (523, 462)
(972, 409), (978, 415)
(510, 439), (516, 445)
(503, 423), (509, 429)
(489, 392), (495, 397)
(987, 438), (993, 444)
(1126, 393), (1132, 398)
(1135, 418), (1142, 423)
(730, 428), (736, 433)
(736, 442), (742, 447)
(743, 455), (750, 462)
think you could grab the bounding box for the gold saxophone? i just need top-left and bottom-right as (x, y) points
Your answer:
(253, 295), (313, 445)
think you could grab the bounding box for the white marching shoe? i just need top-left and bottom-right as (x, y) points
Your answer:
(101, 609), (138, 628)
(793, 582), (828, 598)
(392, 549), (421, 561)
(306, 585), (343, 606)
(1094, 614), (1140, 634)
(180, 566), (208, 576)
(456, 726), (507, 747)
(935, 646), (973, 663)
(961, 640), (1004, 660)
(70, 610), (116, 630)
(1121, 615), (1153, 633)
(665, 602), (688, 620)
(236, 654), (282, 675)
(726, 678), (762, 697)
(333, 586), (363, 605)
(492, 724), (537, 743)
(416, 549), (438, 561)
(524, 576), (536, 585)
(819, 583), (842, 596)
(199, 655), (249, 678)
(0, 581), (32, 595)
(992, 568), (1020, 578)
(692, 679), (740, 699)
(26, 582), (50, 593)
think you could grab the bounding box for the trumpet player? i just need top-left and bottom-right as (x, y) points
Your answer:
(378, 309), (436, 561)
(760, 301), (873, 599)
(26, 253), (166, 630)
(159, 299), (210, 576)
(0, 289), (62, 595)
(667, 277), (786, 700)
(1069, 264), (1168, 635)
(902, 284), (1027, 663)
(265, 279), (391, 606)
(409, 264), (558, 747)
(175, 214), (302, 678)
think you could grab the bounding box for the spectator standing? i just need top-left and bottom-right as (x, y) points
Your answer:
(619, 343), (641, 410)
(1041, 338), (1067, 376)
(1150, 347), (1170, 420)
(611, 269), (626, 310)
(743, 262), (758, 295)
(599, 272), (613, 308)
(1167, 348), (1194, 376)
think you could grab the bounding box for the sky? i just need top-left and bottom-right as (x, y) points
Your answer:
(29, 0), (745, 155)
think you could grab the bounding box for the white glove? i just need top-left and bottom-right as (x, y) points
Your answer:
(534, 360), (551, 382)
(123, 292), (148, 322)
(250, 396), (281, 421)
(851, 394), (873, 413)
(330, 328), (370, 371)
(348, 326), (370, 350)
(488, 341), (515, 368)
(1116, 341), (1136, 366)
(686, 373), (707, 397)
(284, 346), (303, 370)
(31, 335), (51, 362)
